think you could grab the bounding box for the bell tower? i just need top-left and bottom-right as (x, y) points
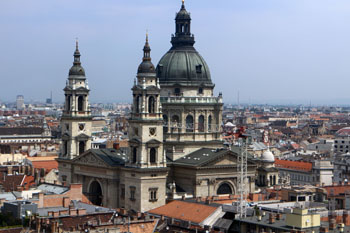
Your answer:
(122, 35), (168, 212)
(60, 40), (92, 160)
(128, 34), (166, 169)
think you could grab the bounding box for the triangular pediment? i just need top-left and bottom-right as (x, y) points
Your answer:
(62, 133), (70, 140)
(201, 150), (239, 167)
(208, 154), (237, 166)
(76, 133), (90, 140)
(72, 150), (109, 167)
(129, 137), (141, 144)
(146, 139), (162, 144)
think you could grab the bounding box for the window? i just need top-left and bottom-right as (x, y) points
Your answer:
(149, 188), (158, 202)
(62, 175), (67, 182)
(132, 147), (137, 163)
(79, 141), (85, 155)
(64, 141), (68, 156)
(148, 96), (155, 113)
(130, 186), (136, 201)
(66, 95), (71, 111)
(78, 96), (84, 111)
(198, 115), (204, 132)
(163, 114), (168, 133)
(121, 184), (125, 199)
(186, 115), (194, 132)
(171, 115), (180, 131)
(198, 87), (203, 94)
(135, 96), (140, 113)
(208, 115), (212, 132)
(150, 148), (156, 164)
(196, 64), (202, 73)
(174, 88), (180, 96)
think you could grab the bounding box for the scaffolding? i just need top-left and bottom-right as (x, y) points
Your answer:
(237, 138), (248, 218)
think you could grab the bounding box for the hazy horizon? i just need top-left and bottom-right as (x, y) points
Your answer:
(1, 0), (350, 105)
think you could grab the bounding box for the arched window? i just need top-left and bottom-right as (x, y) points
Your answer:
(163, 114), (168, 133)
(217, 183), (233, 195)
(186, 115), (194, 132)
(79, 141), (85, 155)
(148, 96), (155, 113)
(171, 115), (180, 131)
(150, 148), (156, 164)
(198, 115), (204, 132)
(89, 181), (102, 206)
(132, 147), (137, 163)
(67, 95), (71, 111)
(174, 88), (180, 96)
(208, 115), (212, 132)
(135, 96), (140, 113)
(78, 96), (84, 111)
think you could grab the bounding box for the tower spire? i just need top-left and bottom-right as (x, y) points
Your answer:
(73, 38), (81, 66)
(143, 31), (151, 61)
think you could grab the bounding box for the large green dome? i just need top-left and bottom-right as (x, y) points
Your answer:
(157, 48), (212, 86)
(156, 1), (213, 87)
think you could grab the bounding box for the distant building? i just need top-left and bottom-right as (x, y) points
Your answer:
(334, 127), (350, 154)
(16, 95), (24, 110)
(276, 159), (333, 186)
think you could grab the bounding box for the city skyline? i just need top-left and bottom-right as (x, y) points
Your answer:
(1, 0), (350, 104)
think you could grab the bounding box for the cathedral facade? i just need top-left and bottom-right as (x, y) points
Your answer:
(57, 2), (257, 213)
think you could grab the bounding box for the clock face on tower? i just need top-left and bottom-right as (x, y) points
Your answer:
(79, 124), (85, 131)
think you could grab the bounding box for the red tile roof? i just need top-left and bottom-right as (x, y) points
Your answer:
(32, 160), (58, 171)
(275, 159), (312, 172)
(21, 175), (35, 190)
(148, 200), (218, 224)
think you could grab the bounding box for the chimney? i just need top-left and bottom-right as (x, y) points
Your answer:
(38, 193), (44, 208)
(63, 197), (70, 208)
(69, 208), (77, 216)
(276, 213), (282, 220)
(113, 143), (120, 150)
(269, 213), (275, 224)
(320, 226), (329, 233)
(181, 195), (186, 200)
(7, 166), (13, 175)
(77, 208), (86, 216)
(329, 218), (337, 230)
(344, 211), (350, 226)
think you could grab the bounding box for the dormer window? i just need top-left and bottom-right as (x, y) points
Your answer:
(174, 88), (181, 96)
(196, 64), (202, 73)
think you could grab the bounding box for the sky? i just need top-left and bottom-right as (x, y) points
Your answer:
(1, 0), (350, 105)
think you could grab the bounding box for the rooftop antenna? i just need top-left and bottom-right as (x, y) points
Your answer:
(237, 90), (240, 109)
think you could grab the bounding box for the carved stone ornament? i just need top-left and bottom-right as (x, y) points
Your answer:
(210, 178), (216, 185)
(77, 154), (104, 166)
(149, 127), (156, 136)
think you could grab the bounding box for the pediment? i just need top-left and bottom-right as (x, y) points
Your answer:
(209, 154), (237, 166)
(72, 151), (108, 167)
(202, 150), (255, 167)
(146, 139), (162, 144)
(62, 133), (70, 140)
(203, 152), (238, 167)
(76, 133), (90, 140)
(129, 137), (141, 144)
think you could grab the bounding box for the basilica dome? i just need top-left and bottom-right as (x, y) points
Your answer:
(156, 1), (213, 86)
